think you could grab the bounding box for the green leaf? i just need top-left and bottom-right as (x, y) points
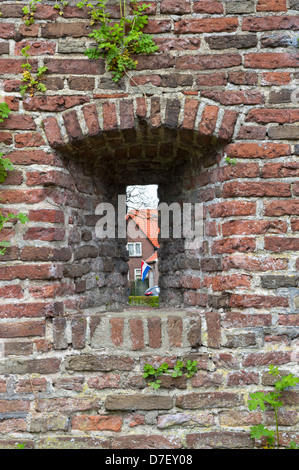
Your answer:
(250, 424), (274, 439)
(248, 392), (267, 411)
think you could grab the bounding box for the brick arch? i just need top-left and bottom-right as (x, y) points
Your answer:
(42, 94), (239, 150)
(34, 93), (240, 311)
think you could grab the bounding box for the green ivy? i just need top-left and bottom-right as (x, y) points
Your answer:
(78, 0), (158, 82)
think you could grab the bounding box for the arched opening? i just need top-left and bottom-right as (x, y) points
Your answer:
(47, 109), (226, 314)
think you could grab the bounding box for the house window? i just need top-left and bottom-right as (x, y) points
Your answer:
(134, 268), (141, 280)
(127, 242), (142, 257)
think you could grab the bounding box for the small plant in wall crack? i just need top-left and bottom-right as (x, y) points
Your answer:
(54, 0), (69, 16)
(248, 365), (299, 449)
(0, 154), (29, 256)
(0, 103), (29, 256)
(0, 102), (11, 123)
(22, 0), (41, 26)
(77, 0), (158, 82)
(143, 360), (198, 389)
(20, 46), (48, 97)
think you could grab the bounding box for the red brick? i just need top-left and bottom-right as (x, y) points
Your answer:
(28, 209), (64, 224)
(243, 352), (291, 367)
(82, 104), (100, 136)
(0, 114), (36, 130)
(177, 54), (241, 70)
(103, 102), (118, 132)
(204, 274), (251, 291)
(265, 200), (299, 216)
(129, 318), (144, 350)
(184, 291), (207, 306)
(209, 201), (256, 218)
(225, 143), (290, 159)
(0, 321), (45, 338)
(197, 73), (227, 87)
(63, 110), (83, 141)
(206, 312), (221, 349)
(198, 105), (219, 136)
(223, 312), (272, 327)
(257, 0), (286, 11)
(168, 316), (183, 347)
(262, 162), (299, 178)
(43, 117), (64, 149)
(193, 1), (223, 14)
(223, 181), (291, 198)
(246, 109), (299, 124)
(201, 90), (264, 106)
(265, 237), (299, 252)
(148, 317), (162, 349)
(110, 318), (124, 347)
(0, 285), (23, 299)
(44, 58), (105, 75)
(212, 237), (256, 254)
(175, 18), (238, 34)
(245, 53), (299, 69)
(260, 72), (291, 86)
(0, 302), (63, 319)
(143, 19), (172, 33)
(223, 255), (288, 272)
(160, 0), (191, 14)
(19, 23), (39, 37)
(155, 37), (201, 52)
(24, 95), (89, 112)
(23, 227), (65, 241)
(218, 110), (238, 141)
(0, 131), (13, 145)
(0, 23), (16, 38)
(15, 40), (56, 56)
(181, 98), (199, 129)
(15, 132), (45, 148)
(0, 400), (30, 413)
(0, 189), (46, 204)
(230, 294), (288, 309)
(222, 219), (287, 236)
(72, 415), (122, 432)
(291, 220), (299, 232)
(243, 16), (296, 32)
(0, 264), (63, 281)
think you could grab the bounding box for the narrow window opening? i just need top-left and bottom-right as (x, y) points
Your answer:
(126, 185), (160, 303)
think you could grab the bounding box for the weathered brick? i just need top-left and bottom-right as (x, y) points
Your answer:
(106, 394), (173, 410)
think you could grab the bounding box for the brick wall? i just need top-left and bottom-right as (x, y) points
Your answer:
(0, 0), (298, 449)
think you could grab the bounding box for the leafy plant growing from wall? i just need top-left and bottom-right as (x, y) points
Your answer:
(0, 102), (11, 123)
(54, 0), (69, 16)
(143, 360), (198, 389)
(22, 0), (41, 26)
(248, 365), (299, 449)
(0, 153), (29, 256)
(77, 0), (158, 82)
(20, 46), (48, 97)
(0, 105), (29, 255)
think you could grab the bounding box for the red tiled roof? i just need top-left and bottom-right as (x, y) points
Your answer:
(126, 209), (160, 248)
(146, 251), (158, 263)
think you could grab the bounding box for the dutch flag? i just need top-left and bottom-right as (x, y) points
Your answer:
(141, 260), (151, 281)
